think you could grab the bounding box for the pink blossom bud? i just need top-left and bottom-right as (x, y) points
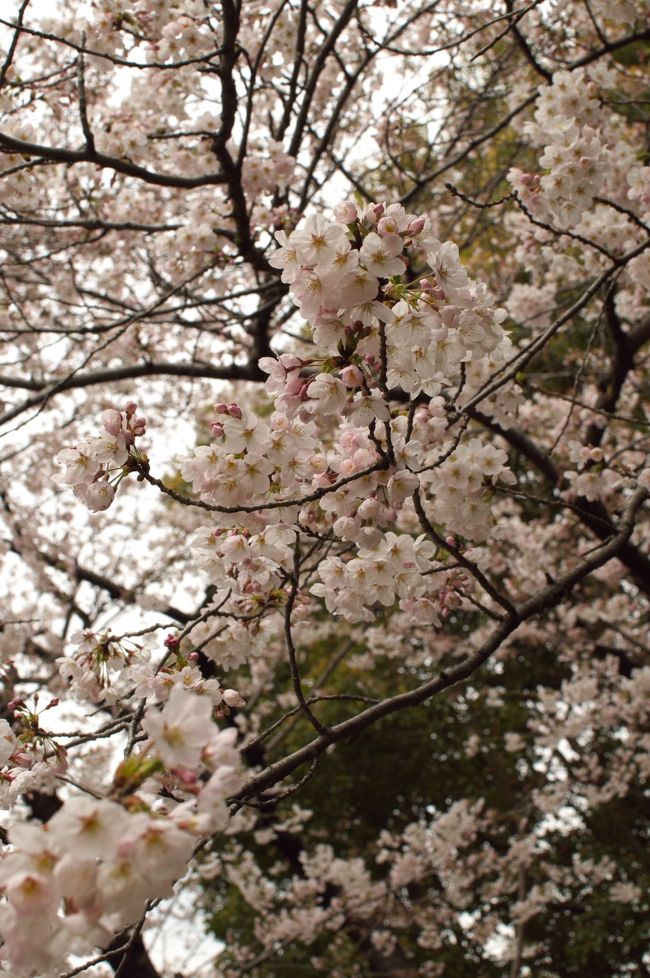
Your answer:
(12, 750), (33, 768)
(312, 473), (331, 489)
(278, 353), (303, 369)
(285, 373), (304, 395)
(46, 698), (59, 709)
(357, 497), (381, 520)
(340, 365), (364, 388)
(521, 172), (541, 190)
(125, 401), (137, 416)
(334, 200), (358, 224)
(189, 651), (200, 662)
(211, 422), (224, 437)
(8, 698), (24, 711)
(420, 277), (433, 292)
(164, 634), (180, 650)
(228, 403), (242, 419)
(170, 766), (199, 786)
(364, 203), (384, 224)
(102, 409), (123, 436)
(407, 216), (426, 235)
(223, 688), (245, 708)
(215, 402), (229, 414)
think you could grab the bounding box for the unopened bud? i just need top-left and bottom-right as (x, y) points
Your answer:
(334, 200), (358, 224)
(102, 409), (123, 436)
(223, 688), (245, 708)
(364, 203), (384, 224)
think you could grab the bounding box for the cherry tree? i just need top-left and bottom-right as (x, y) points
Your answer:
(0, 0), (649, 975)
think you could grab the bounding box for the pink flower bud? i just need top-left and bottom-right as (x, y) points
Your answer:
(11, 750), (33, 769)
(278, 353), (303, 369)
(228, 403), (242, 419)
(285, 373), (304, 395)
(215, 402), (229, 414)
(520, 172), (541, 189)
(211, 422), (224, 437)
(333, 200), (358, 224)
(102, 409), (123, 436)
(125, 401), (137, 416)
(364, 203), (384, 224)
(223, 688), (245, 708)
(170, 766), (199, 786)
(357, 497), (380, 520)
(407, 216), (426, 235)
(164, 634), (180, 650)
(340, 364), (364, 388)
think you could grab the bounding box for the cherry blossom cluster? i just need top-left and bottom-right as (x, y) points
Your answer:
(52, 402), (146, 512)
(58, 629), (134, 704)
(563, 441), (622, 503)
(52, 203), (519, 644)
(0, 698), (64, 810)
(0, 688), (243, 975)
(268, 200), (509, 399)
(181, 402), (318, 508)
(242, 140), (296, 196)
(508, 66), (646, 237)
